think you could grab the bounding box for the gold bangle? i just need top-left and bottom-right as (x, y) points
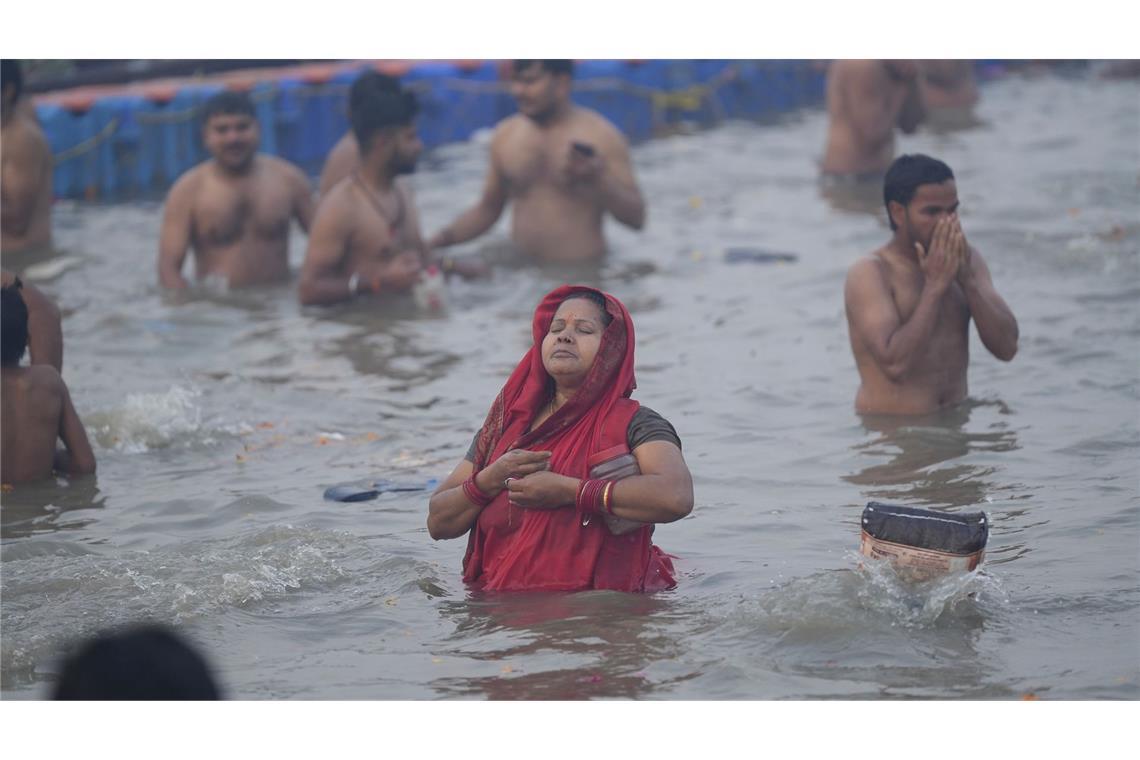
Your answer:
(602, 481), (614, 515)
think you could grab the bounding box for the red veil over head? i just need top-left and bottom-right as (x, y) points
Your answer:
(463, 285), (675, 593)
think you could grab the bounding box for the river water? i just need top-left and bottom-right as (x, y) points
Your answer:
(2, 71), (1137, 700)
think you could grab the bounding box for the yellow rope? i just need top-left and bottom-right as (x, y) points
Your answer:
(46, 66), (742, 165)
(53, 117), (119, 164)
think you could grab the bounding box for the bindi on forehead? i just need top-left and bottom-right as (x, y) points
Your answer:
(552, 311), (597, 327)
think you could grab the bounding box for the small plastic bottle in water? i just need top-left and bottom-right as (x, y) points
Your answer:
(413, 265), (446, 312)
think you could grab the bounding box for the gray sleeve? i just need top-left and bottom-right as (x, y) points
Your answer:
(626, 406), (682, 451)
(464, 432), (479, 462)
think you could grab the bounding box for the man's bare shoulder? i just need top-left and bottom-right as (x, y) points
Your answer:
(259, 153), (309, 181)
(492, 114), (531, 144)
(2, 363), (63, 393)
(845, 252), (892, 295)
(312, 177), (358, 221)
(2, 115), (48, 153)
(847, 250), (889, 277)
(167, 162), (207, 197)
(572, 105), (623, 136)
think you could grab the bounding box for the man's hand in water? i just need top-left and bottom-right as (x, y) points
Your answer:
(439, 254), (491, 280)
(383, 250), (424, 290)
(356, 251), (422, 293)
(916, 216), (962, 294)
(565, 141), (604, 186)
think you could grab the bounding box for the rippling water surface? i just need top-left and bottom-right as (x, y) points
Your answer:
(2, 73), (1137, 699)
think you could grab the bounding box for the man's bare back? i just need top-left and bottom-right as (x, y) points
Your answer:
(1, 282), (94, 484)
(845, 158), (1018, 416)
(821, 60), (925, 176)
(1, 110), (53, 254)
(3, 366), (70, 483)
(158, 155), (312, 289)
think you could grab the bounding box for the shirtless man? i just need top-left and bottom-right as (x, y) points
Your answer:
(844, 154), (1018, 416)
(1, 283), (95, 484)
(1, 60), (53, 254)
(919, 60), (980, 130)
(157, 91), (314, 290)
(298, 74), (426, 305)
(821, 60), (925, 178)
(428, 60), (646, 262)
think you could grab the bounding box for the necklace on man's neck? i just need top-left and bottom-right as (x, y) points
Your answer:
(352, 170), (404, 231)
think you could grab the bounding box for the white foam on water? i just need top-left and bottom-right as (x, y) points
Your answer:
(850, 550), (1008, 628)
(86, 385), (248, 453)
(0, 524), (449, 683)
(0, 525), (353, 678)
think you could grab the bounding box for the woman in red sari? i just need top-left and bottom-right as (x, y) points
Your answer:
(427, 285), (693, 592)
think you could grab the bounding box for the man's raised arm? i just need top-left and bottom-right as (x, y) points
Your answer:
(428, 134), (509, 249)
(959, 247), (1019, 361)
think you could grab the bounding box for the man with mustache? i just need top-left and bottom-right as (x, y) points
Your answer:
(299, 74), (427, 305)
(158, 91), (314, 291)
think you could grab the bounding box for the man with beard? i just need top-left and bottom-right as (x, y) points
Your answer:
(428, 60), (646, 262)
(298, 75), (426, 305)
(157, 91), (314, 290)
(844, 154), (1018, 416)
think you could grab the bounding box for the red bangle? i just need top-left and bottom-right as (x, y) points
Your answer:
(575, 478), (613, 515)
(462, 475), (493, 508)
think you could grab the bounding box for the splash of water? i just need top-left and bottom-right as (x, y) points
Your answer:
(86, 385), (247, 453)
(851, 551), (1007, 628)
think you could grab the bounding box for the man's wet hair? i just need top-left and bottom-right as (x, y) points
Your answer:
(1, 283), (28, 367)
(2, 59), (23, 103)
(53, 624), (222, 700)
(562, 290), (614, 327)
(884, 154), (955, 230)
(350, 74), (419, 152)
(199, 90), (256, 126)
(349, 71), (400, 117)
(513, 60), (574, 77)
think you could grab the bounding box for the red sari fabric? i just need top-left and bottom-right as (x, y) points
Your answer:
(462, 285), (676, 593)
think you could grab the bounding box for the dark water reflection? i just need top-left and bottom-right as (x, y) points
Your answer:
(432, 591), (682, 699)
(845, 399), (1022, 507)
